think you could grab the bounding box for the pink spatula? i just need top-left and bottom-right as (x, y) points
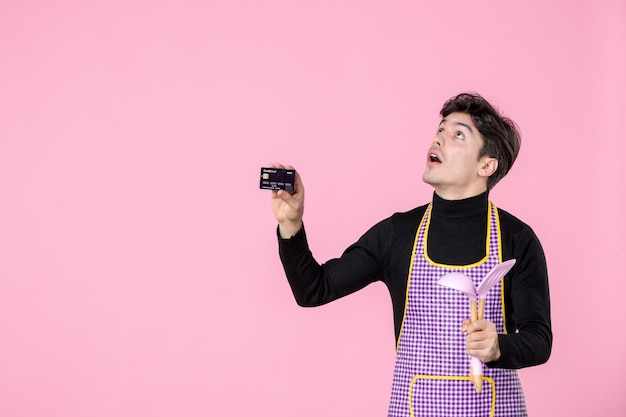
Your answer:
(476, 259), (517, 321)
(437, 259), (516, 392)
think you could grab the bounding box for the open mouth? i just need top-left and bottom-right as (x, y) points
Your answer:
(429, 153), (441, 163)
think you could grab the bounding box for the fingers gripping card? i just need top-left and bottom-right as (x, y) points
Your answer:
(259, 167), (295, 191)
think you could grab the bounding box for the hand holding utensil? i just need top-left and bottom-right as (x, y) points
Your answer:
(438, 259), (516, 393)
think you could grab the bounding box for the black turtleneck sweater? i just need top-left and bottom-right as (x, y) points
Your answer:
(277, 191), (552, 369)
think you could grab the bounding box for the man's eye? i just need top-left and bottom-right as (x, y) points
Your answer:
(455, 131), (464, 139)
(437, 127), (444, 134)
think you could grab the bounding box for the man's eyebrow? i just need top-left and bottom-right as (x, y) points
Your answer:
(455, 122), (474, 133)
(438, 119), (475, 133)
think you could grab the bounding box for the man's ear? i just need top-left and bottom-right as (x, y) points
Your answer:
(478, 157), (498, 178)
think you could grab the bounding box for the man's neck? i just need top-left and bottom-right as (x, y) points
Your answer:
(433, 185), (489, 201)
(431, 190), (489, 219)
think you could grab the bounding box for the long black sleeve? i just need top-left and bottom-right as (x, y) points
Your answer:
(278, 219), (391, 307)
(276, 192), (552, 369)
(491, 210), (552, 368)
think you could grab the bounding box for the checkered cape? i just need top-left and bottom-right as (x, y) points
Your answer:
(387, 202), (527, 417)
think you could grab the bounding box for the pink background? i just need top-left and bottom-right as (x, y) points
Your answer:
(1, 1), (625, 416)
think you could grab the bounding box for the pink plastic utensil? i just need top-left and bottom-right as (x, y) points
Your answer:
(438, 271), (482, 390)
(476, 259), (517, 320)
(438, 259), (517, 393)
(472, 259), (516, 392)
(438, 272), (476, 298)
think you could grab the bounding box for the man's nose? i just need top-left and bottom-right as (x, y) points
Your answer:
(431, 135), (442, 147)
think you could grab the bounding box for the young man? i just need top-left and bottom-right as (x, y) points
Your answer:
(270, 93), (552, 416)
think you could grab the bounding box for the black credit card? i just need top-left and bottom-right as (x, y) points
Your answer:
(259, 167), (295, 191)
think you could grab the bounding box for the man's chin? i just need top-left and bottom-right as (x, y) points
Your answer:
(421, 173), (436, 186)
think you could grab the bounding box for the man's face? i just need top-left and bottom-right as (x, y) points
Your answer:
(422, 112), (492, 199)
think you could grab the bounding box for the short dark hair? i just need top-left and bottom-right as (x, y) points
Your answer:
(440, 92), (521, 189)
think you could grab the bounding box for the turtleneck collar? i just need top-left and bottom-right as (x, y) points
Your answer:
(431, 190), (489, 219)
